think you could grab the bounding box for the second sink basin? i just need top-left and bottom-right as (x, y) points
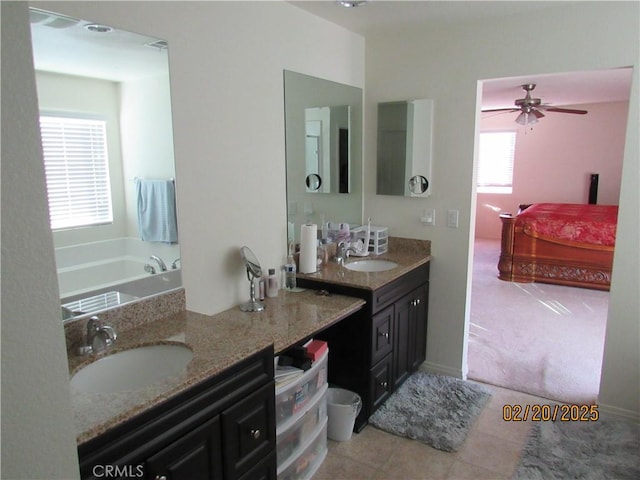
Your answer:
(344, 259), (399, 272)
(71, 343), (193, 394)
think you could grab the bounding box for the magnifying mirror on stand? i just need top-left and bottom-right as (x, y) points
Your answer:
(240, 246), (265, 312)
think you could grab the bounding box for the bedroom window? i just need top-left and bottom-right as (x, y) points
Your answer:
(39, 115), (113, 230)
(477, 131), (516, 194)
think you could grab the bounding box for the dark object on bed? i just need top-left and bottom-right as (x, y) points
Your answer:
(498, 203), (618, 291)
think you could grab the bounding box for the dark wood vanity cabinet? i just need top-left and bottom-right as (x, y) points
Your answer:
(300, 262), (429, 432)
(78, 347), (276, 480)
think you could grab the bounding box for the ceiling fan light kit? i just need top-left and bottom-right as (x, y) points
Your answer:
(483, 83), (588, 126)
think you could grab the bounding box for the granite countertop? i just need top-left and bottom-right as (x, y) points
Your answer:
(68, 237), (431, 445)
(69, 289), (364, 445)
(297, 237), (432, 291)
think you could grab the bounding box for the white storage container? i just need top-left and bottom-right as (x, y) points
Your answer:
(276, 386), (327, 468)
(350, 225), (389, 255)
(277, 419), (327, 480)
(275, 350), (328, 428)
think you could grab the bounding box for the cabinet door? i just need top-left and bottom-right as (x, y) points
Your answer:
(221, 382), (276, 480)
(371, 304), (394, 365)
(410, 283), (429, 371)
(146, 416), (223, 480)
(393, 291), (413, 389)
(369, 354), (393, 410)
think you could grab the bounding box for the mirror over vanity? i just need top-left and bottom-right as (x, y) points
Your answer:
(377, 99), (434, 197)
(284, 70), (363, 243)
(29, 7), (181, 320)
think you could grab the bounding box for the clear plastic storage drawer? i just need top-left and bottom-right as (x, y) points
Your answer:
(275, 350), (328, 428)
(276, 419), (327, 480)
(276, 385), (327, 467)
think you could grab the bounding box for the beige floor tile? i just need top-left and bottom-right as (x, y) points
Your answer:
(446, 460), (512, 480)
(456, 430), (522, 477)
(378, 438), (456, 480)
(474, 401), (533, 445)
(312, 451), (380, 480)
(327, 426), (402, 469)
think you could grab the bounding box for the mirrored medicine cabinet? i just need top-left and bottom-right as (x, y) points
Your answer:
(377, 99), (434, 197)
(29, 7), (181, 320)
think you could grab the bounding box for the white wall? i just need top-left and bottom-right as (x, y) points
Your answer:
(1, 3), (80, 479)
(120, 74), (176, 237)
(2, 2), (364, 477)
(476, 100), (628, 240)
(365, 2), (639, 418)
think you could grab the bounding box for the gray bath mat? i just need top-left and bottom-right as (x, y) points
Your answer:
(514, 417), (640, 480)
(369, 371), (491, 452)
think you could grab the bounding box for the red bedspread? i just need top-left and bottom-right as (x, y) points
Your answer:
(516, 203), (618, 247)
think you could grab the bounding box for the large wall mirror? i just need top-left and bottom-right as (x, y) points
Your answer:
(284, 70), (363, 243)
(29, 7), (181, 320)
(377, 99), (434, 197)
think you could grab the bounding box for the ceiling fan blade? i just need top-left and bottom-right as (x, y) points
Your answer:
(541, 107), (588, 115)
(481, 108), (519, 113)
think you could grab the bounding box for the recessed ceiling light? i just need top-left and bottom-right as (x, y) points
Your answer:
(84, 24), (113, 33)
(338, 1), (367, 7)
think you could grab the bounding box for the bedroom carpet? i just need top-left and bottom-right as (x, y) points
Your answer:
(514, 417), (640, 480)
(467, 239), (609, 404)
(369, 371), (492, 452)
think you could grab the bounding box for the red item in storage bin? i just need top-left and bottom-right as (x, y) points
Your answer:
(305, 340), (328, 361)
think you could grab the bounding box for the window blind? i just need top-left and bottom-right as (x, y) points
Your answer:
(39, 115), (113, 230)
(477, 131), (516, 193)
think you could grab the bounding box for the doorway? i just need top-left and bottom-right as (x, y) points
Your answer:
(467, 68), (632, 404)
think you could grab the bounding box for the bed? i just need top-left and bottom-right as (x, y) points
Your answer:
(498, 203), (618, 291)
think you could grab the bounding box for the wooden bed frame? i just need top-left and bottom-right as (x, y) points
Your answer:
(498, 204), (614, 291)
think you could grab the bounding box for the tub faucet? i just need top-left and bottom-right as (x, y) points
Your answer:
(78, 316), (117, 355)
(334, 241), (358, 265)
(150, 255), (167, 272)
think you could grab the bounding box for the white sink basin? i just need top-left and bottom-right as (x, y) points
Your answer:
(344, 259), (399, 272)
(71, 344), (193, 393)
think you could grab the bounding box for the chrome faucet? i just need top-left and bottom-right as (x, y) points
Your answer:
(78, 316), (117, 355)
(150, 255), (167, 272)
(171, 258), (181, 270)
(334, 241), (358, 265)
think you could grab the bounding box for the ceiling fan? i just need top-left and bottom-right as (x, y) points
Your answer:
(482, 83), (588, 126)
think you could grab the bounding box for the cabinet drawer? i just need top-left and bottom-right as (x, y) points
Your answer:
(222, 382), (276, 480)
(369, 354), (393, 410)
(372, 263), (429, 313)
(371, 305), (394, 365)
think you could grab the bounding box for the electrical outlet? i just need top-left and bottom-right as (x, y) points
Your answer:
(447, 209), (459, 228)
(421, 208), (435, 226)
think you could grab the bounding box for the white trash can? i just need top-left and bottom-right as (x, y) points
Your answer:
(327, 387), (362, 441)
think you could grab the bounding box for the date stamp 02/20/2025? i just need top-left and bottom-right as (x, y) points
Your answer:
(502, 404), (600, 422)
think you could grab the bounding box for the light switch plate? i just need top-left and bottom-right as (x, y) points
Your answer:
(421, 208), (435, 226)
(447, 209), (459, 228)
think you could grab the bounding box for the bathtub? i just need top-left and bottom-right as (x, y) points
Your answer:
(56, 237), (181, 307)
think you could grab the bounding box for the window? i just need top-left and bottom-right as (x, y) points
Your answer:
(39, 115), (113, 230)
(477, 131), (516, 194)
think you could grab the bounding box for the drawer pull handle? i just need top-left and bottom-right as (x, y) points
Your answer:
(155, 476), (167, 480)
(250, 429), (261, 440)
(380, 381), (388, 388)
(379, 331), (389, 339)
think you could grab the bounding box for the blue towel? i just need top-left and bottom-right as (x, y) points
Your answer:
(135, 178), (178, 243)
